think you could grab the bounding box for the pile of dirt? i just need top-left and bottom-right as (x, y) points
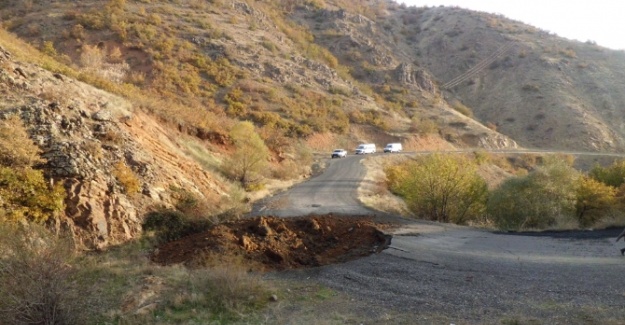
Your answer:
(151, 215), (393, 271)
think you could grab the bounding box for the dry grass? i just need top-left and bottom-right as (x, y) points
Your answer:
(113, 161), (141, 194)
(305, 132), (340, 152)
(0, 21), (229, 137)
(0, 225), (97, 325)
(0, 28), (74, 76)
(402, 134), (456, 151)
(358, 155), (412, 217)
(42, 237), (276, 324)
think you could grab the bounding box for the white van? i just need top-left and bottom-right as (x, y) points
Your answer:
(384, 143), (403, 153)
(355, 143), (376, 154)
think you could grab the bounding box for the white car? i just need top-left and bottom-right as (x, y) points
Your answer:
(331, 149), (347, 158)
(355, 143), (376, 154)
(384, 143), (403, 153)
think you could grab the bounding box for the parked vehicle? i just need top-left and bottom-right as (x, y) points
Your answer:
(355, 143), (376, 154)
(383, 143), (403, 153)
(331, 149), (347, 158)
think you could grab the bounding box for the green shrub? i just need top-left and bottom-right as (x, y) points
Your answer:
(77, 12), (106, 30)
(386, 154), (488, 224)
(522, 83), (540, 92)
(250, 111), (281, 128)
(142, 209), (199, 243)
(473, 150), (489, 165)
(157, 261), (271, 322)
(328, 85), (350, 96)
(41, 41), (57, 57)
(487, 157), (580, 230)
(142, 206), (215, 244)
(244, 180), (265, 192)
(224, 87), (250, 117)
(171, 186), (220, 220)
(69, 24), (85, 40)
(0, 116), (64, 224)
(450, 100), (473, 117)
(147, 13), (162, 25)
(559, 48), (577, 58)
(410, 117), (439, 135)
(589, 160), (625, 187)
(0, 167), (66, 224)
(261, 39), (278, 53)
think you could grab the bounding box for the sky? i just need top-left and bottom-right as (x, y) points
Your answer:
(399, 1), (625, 50)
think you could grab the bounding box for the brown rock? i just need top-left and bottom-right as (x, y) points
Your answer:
(63, 176), (140, 249)
(240, 235), (257, 251)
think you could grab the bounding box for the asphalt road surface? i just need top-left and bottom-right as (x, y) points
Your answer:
(251, 154), (372, 217)
(257, 153), (625, 323)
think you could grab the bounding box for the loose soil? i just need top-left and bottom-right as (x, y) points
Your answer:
(151, 215), (394, 271)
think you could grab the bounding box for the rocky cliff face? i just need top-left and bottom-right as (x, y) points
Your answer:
(393, 63), (437, 93)
(0, 45), (228, 249)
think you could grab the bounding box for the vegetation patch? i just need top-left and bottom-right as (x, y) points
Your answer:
(386, 154), (488, 224)
(385, 154), (625, 231)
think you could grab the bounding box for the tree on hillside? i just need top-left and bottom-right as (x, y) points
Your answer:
(487, 157), (580, 230)
(386, 154), (487, 224)
(223, 121), (269, 187)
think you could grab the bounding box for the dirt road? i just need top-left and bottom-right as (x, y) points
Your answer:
(256, 154), (625, 323)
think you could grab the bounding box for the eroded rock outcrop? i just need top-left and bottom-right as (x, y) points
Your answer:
(0, 45), (227, 250)
(64, 176), (139, 249)
(477, 133), (518, 149)
(394, 63), (437, 93)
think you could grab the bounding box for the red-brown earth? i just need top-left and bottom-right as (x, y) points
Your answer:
(151, 215), (395, 271)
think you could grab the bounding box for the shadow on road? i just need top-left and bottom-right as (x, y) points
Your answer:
(496, 226), (623, 240)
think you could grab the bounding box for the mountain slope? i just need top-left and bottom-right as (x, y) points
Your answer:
(0, 0), (517, 150)
(0, 40), (235, 249)
(379, 5), (625, 151)
(4, 0), (625, 247)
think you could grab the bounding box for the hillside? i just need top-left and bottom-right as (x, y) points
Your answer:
(375, 5), (625, 151)
(0, 0), (516, 149)
(1, 0), (625, 248)
(0, 38), (243, 249)
(291, 3), (625, 151)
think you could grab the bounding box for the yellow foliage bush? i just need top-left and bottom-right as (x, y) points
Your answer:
(0, 167), (66, 224)
(0, 116), (43, 168)
(222, 122), (269, 185)
(0, 116), (64, 224)
(576, 176), (617, 227)
(113, 162), (141, 194)
(41, 41), (57, 57)
(386, 154), (488, 224)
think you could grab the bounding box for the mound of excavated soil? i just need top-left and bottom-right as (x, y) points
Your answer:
(151, 215), (393, 270)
